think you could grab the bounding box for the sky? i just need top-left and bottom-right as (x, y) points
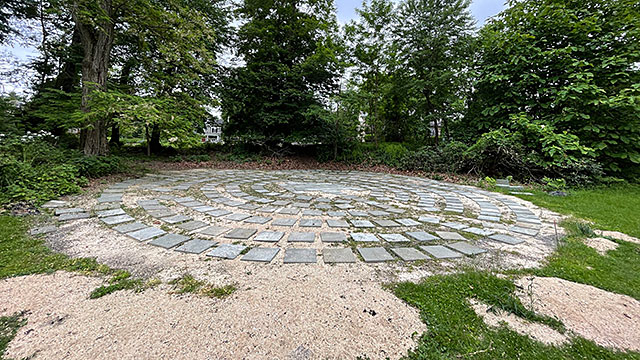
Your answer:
(335, 0), (506, 25)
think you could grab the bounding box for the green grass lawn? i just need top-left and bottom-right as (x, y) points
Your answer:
(515, 184), (640, 238)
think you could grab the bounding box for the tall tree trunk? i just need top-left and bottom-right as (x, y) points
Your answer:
(74, 0), (116, 156)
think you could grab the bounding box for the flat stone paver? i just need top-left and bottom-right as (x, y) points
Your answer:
(299, 219), (322, 227)
(283, 248), (317, 263)
(435, 231), (466, 240)
(241, 247), (280, 263)
(373, 219), (401, 227)
(206, 244), (247, 259)
(288, 232), (316, 242)
(149, 233), (190, 248)
(175, 239), (217, 254)
(320, 232), (347, 242)
(96, 208), (125, 217)
(418, 216), (440, 224)
(323, 248), (356, 263)
(327, 219), (349, 228)
(161, 214), (191, 224)
(101, 214), (134, 225)
(391, 247), (429, 261)
(197, 226), (229, 236)
(396, 218), (420, 226)
(30, 225), (57, 235)
(379, 233), (410, 243)
(177, 220), (208, 231)
(509, 226), (539, 236)
(244, 216), (272, 224)
(129, 227), (166, 241)
(489, 234), (525, 245)
(58, 212), (90, 221)
(272, 218), (297, 226)
(224, 228), (257, 239)
(419, 245), (462, 259)
(350, 233), (379, 242)
(255, 231), (285, 242)
(351, 220), (374, 228)
(113, 222), (147, 233)
(445, 242), (487, 256)
(207, 209), (232, 217)
(405, 231), (438, 242)
(357, 247), (394, 262)
(226, 213), (251, 221)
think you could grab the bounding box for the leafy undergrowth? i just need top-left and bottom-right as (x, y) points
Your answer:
(170, 274), (237, 299)
(394, 271), (639, 359)
(0, 313), (26, 359)
(515, 184), (640, 238)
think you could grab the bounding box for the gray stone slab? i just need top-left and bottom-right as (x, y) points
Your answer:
(302, 209), (323, 216)
(419, 245), (463, 259)
(182, 201), (205, 208)
(58, 212), (90, 221)
(323, 248), (356, 263)
(30, 225), (57, 235)
(379, 233), (410, 243)
(206, 244), (247, 259)
(350, 233), (379, 242)
(489, 234), (525, 245)
(244, 216), (272, 224)
(257, 206), (278, 213)
(391, 247), (429, 261)
(97, 194), (122, 203)
(42, 200), (68, 208)
(320, 232), (347, 242)
(326, 211), (346, 217)
(177, 220), (208, 231)
(418, 216), (440, 224)
(272, 218), (297, 226)
(351, 220), (374, 228)
(149, 233), (190, 248)
(241, 247), (280, 263)
(55, 208), (85, 215)
(463, 227), (494, 236)
(442, 222), (467, 230)
(478, 215), (501, 222)
(405, 231), (438, 242)
(197, 226), (229, 236)
(396, 218), (420, 226)
(357, 247), (394, 262)
(445, 241), (487, 255)
(226, 213), (251, 221)
(509, 226), (539, 236)
(129, 227), (166, 241)
(175, 239), (217, 254)
(193, 205), (217, 213)
(435, 231), (466, 240)
(288, 232), (315, 242)
(96, 208), (125, 218)
(283, 248), (317, 264)
(147, 209), (176, 218)
(373, 219), (401, 227)
(327, 219), (349, 228)
(113, 222), (147, 233)
(369, 210), (391, 217)
(299, 219), (322, 227)
(101, 214), (134, 225)
(224, 228), (257, 240)
(348, 210), (368, 217)
(255, 231), (285, 242)
(161, 214), (191, 224)
(279, 207), (300, 215)
(207, 209), (233, 217)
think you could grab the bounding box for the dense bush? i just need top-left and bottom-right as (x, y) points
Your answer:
(399, 141), (469, 173)
(0, 132), (123, 204)
(336, 142), (411, 167)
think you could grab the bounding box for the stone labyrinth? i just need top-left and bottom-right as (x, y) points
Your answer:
(43, 170), (555, 265)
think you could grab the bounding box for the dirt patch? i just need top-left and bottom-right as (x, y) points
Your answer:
(595, 230), (640, 245)
(583, 237), (619, 255)
(1, 269), (424, 360)
(515, 276), (640, 352)
(469, 298), (568, 346)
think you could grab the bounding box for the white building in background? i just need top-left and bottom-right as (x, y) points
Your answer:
(202, 120), (223, 143)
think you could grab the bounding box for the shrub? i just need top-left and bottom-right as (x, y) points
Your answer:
(73, 155), (122, 178)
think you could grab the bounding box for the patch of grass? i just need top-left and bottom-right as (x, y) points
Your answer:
(394, 271), (638, 359)
(0, 313), (26, 359)
(170, 274), (236, 299)
(0, 215), (151, 300)
(531, 224), (640, 300)
(515, 184), (640, 238)
(0, 216), (109, 278)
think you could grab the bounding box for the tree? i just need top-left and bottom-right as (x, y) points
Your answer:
(345, 0), (395, 144)
(394, 0), (475, 144)
(468, 0), (640, 175)
(219, 0), (341, 149)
